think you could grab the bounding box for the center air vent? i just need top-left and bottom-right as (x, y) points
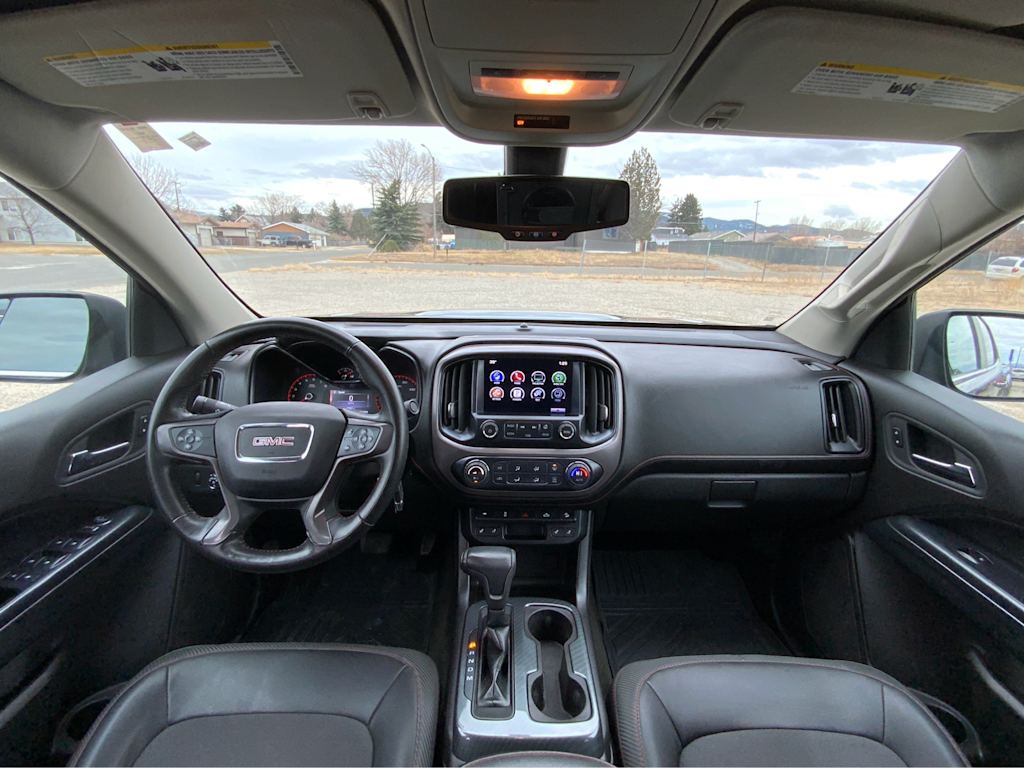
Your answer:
(583, 363), (615, 436)
(821, 379), (865, 454)
(440, 360), (474, 434)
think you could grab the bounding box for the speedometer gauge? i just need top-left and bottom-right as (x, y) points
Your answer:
(287, 372), (328, 403)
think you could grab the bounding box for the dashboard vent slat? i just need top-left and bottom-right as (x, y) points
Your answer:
(583, 362), (614, 436)
(821, 379), (864, 454)
(440, 360), (474, 434)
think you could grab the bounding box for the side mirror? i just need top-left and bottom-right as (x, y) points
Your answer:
(915, 310), (1024, 400)
(0, 292), (127, 383)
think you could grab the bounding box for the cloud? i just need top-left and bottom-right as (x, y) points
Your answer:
(823, 204), (856, 219)
(883, 179), (930, 194)
(851, 181), (876, 190)
(797, 172), (819, 180)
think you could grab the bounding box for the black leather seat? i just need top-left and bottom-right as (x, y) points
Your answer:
(71, 643), (438, 767)
(613, 655), (966, 767)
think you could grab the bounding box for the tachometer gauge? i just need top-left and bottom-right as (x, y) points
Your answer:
(394, 374), (418, 402)
(336, 366), (358, 382)
(287, 372), (328, 403)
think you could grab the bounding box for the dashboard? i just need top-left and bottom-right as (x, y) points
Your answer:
(210, 323), (873, 543)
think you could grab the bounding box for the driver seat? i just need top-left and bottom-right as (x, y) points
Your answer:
(71, 643), (438, 767)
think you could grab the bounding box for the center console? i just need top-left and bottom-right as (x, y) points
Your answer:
(451, 545), (609, 764)
(432, 343), (622, 505)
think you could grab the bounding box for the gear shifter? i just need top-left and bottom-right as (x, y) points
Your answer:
(461, 546), (516, 713)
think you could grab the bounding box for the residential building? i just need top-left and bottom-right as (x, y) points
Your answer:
(262, 221), (331, 247)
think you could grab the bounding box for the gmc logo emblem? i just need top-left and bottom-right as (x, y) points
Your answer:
(251, 435), (296, 448)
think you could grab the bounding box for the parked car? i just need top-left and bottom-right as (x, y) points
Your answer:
(259, 234), (285, 247)
(985, 255), (1024, 279)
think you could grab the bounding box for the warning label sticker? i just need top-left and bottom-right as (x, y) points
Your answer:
(793, 62), (1024, 113)
(45, 41), (302, 88)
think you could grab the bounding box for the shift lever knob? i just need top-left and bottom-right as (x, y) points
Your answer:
(461, 546), (516, 622)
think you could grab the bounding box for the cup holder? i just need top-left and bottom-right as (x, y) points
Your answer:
(527, 608), (589, 722)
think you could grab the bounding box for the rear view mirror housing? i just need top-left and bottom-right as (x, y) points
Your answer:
(442, 175), (629, 242)
(0, 292), (127, 383)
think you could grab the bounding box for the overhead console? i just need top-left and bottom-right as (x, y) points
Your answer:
(432, 344), (622, 497)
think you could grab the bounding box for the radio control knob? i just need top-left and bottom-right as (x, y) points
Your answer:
(566, 461), (592, 486)
(481, 420), (499, 439)
(558, 422), (576, 440)
(464, 459), (490, 485)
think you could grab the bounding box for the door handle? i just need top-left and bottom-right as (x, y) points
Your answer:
(910, 453), (977, 488)
(67, 441), (131, 476)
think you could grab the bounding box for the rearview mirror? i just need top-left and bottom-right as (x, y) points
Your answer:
(0, 292), (127, 382)
(443, 175), (629, 242)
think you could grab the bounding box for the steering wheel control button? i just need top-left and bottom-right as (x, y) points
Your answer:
(481, 420), (499, 439)
(340, 424), (382, 456)
(170, 425), (216, 457)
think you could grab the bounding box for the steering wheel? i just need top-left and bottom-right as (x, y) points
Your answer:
(146, 318), (408, 573)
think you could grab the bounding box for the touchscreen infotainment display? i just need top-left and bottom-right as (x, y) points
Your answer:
(482, 358), (575, 416)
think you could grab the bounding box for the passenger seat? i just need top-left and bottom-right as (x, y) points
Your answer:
(613, 655), (966, 767)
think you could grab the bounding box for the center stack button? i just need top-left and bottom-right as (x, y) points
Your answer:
(464, 459), (490, 485)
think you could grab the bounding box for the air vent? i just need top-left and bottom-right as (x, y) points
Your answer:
(821, 379), (865, 454)
(583, 363), (615, 435)
(201, 370), (223, 401)
(440, 360), (474, 433)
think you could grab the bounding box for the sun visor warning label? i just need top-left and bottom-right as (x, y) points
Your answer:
(793, 62), (1024, 113)
(46, 41), (302, 87)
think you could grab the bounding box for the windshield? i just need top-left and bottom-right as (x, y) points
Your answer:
(106, 124), (957, 325)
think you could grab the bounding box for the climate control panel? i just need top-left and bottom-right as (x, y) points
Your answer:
(454, 457), (602, 491)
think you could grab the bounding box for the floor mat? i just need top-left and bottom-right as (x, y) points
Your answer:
(243, 547), (439, 652)
(593, 549), (786, 672)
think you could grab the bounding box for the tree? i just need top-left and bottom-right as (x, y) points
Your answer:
(326, 199), (349, 235)
(9, 193), (45, 245)
(370, 180), (421, 249)
(788, 215), (816, 235)
(253, 191), (304, 221)
(130, 153), (182, 210)
(353, 139), (438, 205)
(668, 193), (703, 234)
(349, 210), (371, 242)
(849, 216), (882, 234)
(287, 206), (304, 224)
(618, 147), (661, 247)
(227, 203), (246, 219)
(822, 218), (848, 233)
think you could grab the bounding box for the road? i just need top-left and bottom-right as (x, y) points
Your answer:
(0, 245), (372, 292)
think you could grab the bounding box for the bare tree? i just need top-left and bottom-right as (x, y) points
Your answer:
(253, 192), (305, 221)
(130, 153), (182, 210)
(352, 139), (437, 205)
(9, 194), (45, 245)
(788, 215), (816, 235)
(822, 218), (848, 233)
(849, 216), (882, 234)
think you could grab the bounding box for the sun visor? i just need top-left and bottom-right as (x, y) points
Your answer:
(670, 7), (1024, 142)
(0, 0), (419, 123)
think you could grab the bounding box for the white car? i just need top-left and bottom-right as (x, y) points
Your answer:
(985, 256), (1024, 279)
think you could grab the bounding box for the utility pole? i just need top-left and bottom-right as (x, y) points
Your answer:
(171, 179), (183, 212)
(421, 143), (438, 252)
(752, 199), (761, 244)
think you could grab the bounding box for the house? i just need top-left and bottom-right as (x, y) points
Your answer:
(262, 221), (330, 247)
(686, 229), (749, 242)
(651, 226), (690, 246)
(209, 218), (259, 247)
(0, 180), (84, 244)
(172, 211), (215, 247)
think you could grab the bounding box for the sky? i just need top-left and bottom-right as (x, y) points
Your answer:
(105, 123), (959, 228)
